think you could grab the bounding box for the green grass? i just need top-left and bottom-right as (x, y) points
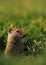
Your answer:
(0, 13), (46, 65)
(0, 0), (46, 15)
(0, 48), (46, 65)
(0, 0), (46, 65)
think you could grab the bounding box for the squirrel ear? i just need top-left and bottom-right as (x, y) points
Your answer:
(9, 28), (13, 33)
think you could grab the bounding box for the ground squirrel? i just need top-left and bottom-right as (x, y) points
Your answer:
(5, 28), (27, 56)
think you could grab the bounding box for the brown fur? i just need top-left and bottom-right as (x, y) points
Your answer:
(5, 28), (26, 56)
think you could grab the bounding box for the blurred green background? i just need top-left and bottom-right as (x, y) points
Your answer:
(0, 0), (46, 65)
(0, 0), (46, 15)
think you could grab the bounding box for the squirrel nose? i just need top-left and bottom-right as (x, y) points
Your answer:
(22, 34), (27, 38)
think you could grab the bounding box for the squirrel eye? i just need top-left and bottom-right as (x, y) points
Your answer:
(16, 30), (19, 33)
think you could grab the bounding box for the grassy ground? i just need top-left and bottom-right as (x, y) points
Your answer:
(0, 0), (46, 65)
(0, 12), (46, 65)
(0, 48), (46, 65)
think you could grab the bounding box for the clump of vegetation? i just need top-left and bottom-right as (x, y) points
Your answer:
(0, 13), (46, 56)
(0, 12), (46, 65)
